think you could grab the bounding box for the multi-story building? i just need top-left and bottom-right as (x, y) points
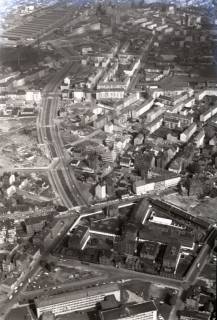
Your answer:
(35, 284), (121, 317)
(133, 173), (181, 195)
(180, 123), (197, 143)
(25, 90), (41, 103)
(196, 88), (217, 101)
(131, 98), (154, 119)
(99, 301), (158, 320)
(97, 79), (130, 91)
(87, 69), (104, 89)
(163, 112), (193, 129)
(146, 116), (163, 134)
(96, 89), (125, 100)
(25, 217), (46, 236)
(0, 219), (16, 245)
(184, 97), (195, 108)
(145, 106), (165, 123)
(194, 129), (205, 148)
(123, 58), (141, 77)
(200, 105), (217, 122)
(95, 184), (107, 200)
(178, 310), (211, 320)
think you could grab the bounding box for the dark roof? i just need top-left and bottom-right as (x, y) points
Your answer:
(21, 107), (35, 112)
(25, 216), (45, 225)
(179, 310), (211, 320)
(6, 306), (31, 320)
(100, 301), (157, 320)
(100, 295), (120, 311)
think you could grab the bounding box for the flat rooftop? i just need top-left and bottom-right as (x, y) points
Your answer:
(35, 283), (120, 308)
(100, 301), (157, 320)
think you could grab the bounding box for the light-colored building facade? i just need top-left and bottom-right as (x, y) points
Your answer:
(36, 284), (120, 317)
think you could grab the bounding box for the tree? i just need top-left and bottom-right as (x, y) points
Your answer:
(205, 126), (216, 140)
(187, 162), (200, 175)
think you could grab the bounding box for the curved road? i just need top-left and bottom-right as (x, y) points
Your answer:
(37, 62), (87, 208)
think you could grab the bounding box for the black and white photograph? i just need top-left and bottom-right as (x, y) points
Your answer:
(0, 0), (216, 319)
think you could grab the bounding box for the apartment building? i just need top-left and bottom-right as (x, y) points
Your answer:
(96, 89), (125, 100)
(180, 123), (197, 143)
(133, 174), (181, 195)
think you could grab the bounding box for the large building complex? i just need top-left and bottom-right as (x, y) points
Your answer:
(0, 2), (216, 320)
(35, 284), (120, 317)
(99, 301), (158, 320)
(2, 7), (72, 43)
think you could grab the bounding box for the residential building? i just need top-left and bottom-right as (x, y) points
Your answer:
(123, 58), (141, 77)
(131, 98), (154, 118)
(24, 217), (46, 236)
(0, 219), (16, 245)
(163, 112), (193, 129)
(119, 156), (132, 168)
(146, 116), (163, 134)
(180, 123), (197, 143)
(196, 89), (217, 100)
(20, 107), (35, 116)
(96, 89), (125, 100)
(178, 310), (211, 320)
(133, 172), (181, 195)
(95, 184), (107, 200)
(35, 284), (121, 317)
(194, 129), (205, 148)
(200, 105), (217, 122)
(145, 106), (165, 123)
(25, 90), (41, 103)
(73, 90), (86, 102)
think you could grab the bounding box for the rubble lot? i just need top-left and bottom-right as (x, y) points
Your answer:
(0, 126), (49, 172)
(123, 280), (177, 304)
(163, 193), (217, 224)
(15, 172), (55, 199)
(26, 264), (103, 292)
(0, 118), (35, 134)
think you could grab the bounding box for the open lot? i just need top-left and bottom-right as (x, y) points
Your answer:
(0, 121), (49, 172)
(163, 193), (217, 224)
(26, 264), (103, 292)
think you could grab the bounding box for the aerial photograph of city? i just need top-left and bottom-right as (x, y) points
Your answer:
(0, 0), (216, 319)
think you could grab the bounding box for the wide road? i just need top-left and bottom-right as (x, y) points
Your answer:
(184, 226), (217, 284)
(65, 259), (183, 290)
(38, 62), (87, 208)
(18, 257), (182, 303)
